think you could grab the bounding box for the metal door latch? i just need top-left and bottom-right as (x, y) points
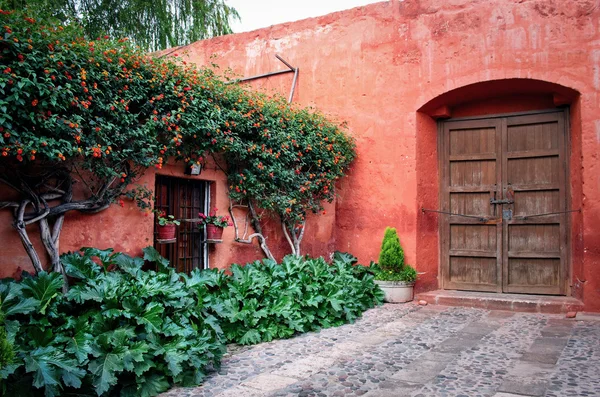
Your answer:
(490, 198), (514, 205)
(502, 209), (513, 220)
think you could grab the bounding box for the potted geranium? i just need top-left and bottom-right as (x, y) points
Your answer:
(155, 211), (181, 240)
(372, 227), (418, 303)
(198, 208), (233, 240)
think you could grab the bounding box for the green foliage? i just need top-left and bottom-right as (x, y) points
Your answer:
(201, 252), (384, 345)
(0, 304), (15, 370)
(371, 264), (417, 283)
(1, 247), (382, 394)
(198, 208), (232, 228)
(0, 10), (354, 217)
(217, 86), (356, 228)
(0, 247), (224, 396)
(0, 10), (208, 180)
(0, 11), (356, 270)
(156, 213), (181, 226)
(0, 0), (239, 51)
(373, 227), (417, 283)
(378, 227), (405, 272)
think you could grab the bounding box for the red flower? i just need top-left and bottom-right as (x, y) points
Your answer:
(31, 99), (38, 106)
(119, 200), (125, 207)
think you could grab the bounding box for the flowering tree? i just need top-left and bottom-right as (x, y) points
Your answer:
(214, 86), (356, 257)
(0, 11), (213, 284)
(0, 11), (356, 278)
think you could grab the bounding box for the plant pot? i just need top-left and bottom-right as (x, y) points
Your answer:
(206, 224), (224, 240)
(374, 280), (415, 303)
(157, 224), (176, 240)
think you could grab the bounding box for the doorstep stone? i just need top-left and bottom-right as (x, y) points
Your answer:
(415, 290), (584, 313)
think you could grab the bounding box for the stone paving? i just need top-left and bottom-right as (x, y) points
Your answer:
(160, 304), (600, 397)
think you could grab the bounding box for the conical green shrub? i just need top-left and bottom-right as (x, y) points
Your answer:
(378, 227), (405, 272)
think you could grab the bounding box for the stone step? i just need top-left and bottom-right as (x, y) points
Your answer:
(415, 290), (584, 313)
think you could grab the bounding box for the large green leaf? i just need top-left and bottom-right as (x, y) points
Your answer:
(142, 246), (170, 272)
(88, 351), (123, 396)
(62, 252), (101, 280)
(113, 253), (144, 278)
(239, 329), (261, 345)
(136, 302), (164, 333)
(2, 295), (39, 317)
(80, 247), (116, 266)
(137, 373), (170, 397)
(24, 346), (85, 390)
(19, 272), (63, 314)
(332, 251), (358, 266)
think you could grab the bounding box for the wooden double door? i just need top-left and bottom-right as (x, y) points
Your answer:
(440, 111), (568, 295)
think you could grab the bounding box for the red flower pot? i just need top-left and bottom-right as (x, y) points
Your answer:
(206, 224), (224, 240)
(157, 224), (176, 240)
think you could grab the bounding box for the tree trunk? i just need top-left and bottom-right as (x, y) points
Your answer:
(14, 219), (44, 274)
(282, 220), (305, 257)
(39, 218), (68, 292)
(228, 199), (275, 261)
(13, 200), (44, 274)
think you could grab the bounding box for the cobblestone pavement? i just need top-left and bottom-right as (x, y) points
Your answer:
(160, 304), (600, 397)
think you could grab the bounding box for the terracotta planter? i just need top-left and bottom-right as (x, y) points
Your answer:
(374, 280), (415, 303)
(157, 224), (176, 240)
(206, 224), (224, 240)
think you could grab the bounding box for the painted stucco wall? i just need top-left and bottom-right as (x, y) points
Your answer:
(164, 0), (600, 309)
(1, 0), (600, 310)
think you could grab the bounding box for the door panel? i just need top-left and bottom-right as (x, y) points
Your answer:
(441, 119), (503, 292)
(502, 112), (566, 294)
(441, 111), (568, 295)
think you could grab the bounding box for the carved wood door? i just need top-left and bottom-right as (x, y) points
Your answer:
(440, 111), (567, 295)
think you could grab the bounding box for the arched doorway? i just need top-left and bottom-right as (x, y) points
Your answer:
(417, 79), (581, 296)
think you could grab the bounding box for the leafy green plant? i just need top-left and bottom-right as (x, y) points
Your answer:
(198, 208), (232, 228)
(0, 247), (224, 397)
(0, 304), (14, 370)
(373, 227), (417, 283)
(200, 252), (384, 345)
(156, 212), (181, 226)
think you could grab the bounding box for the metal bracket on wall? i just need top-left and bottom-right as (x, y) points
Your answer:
(233, 54), (299, 103)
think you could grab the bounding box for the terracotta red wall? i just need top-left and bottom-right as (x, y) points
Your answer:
(2, 0), (600, 311)
(165, 0), (600, 309)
